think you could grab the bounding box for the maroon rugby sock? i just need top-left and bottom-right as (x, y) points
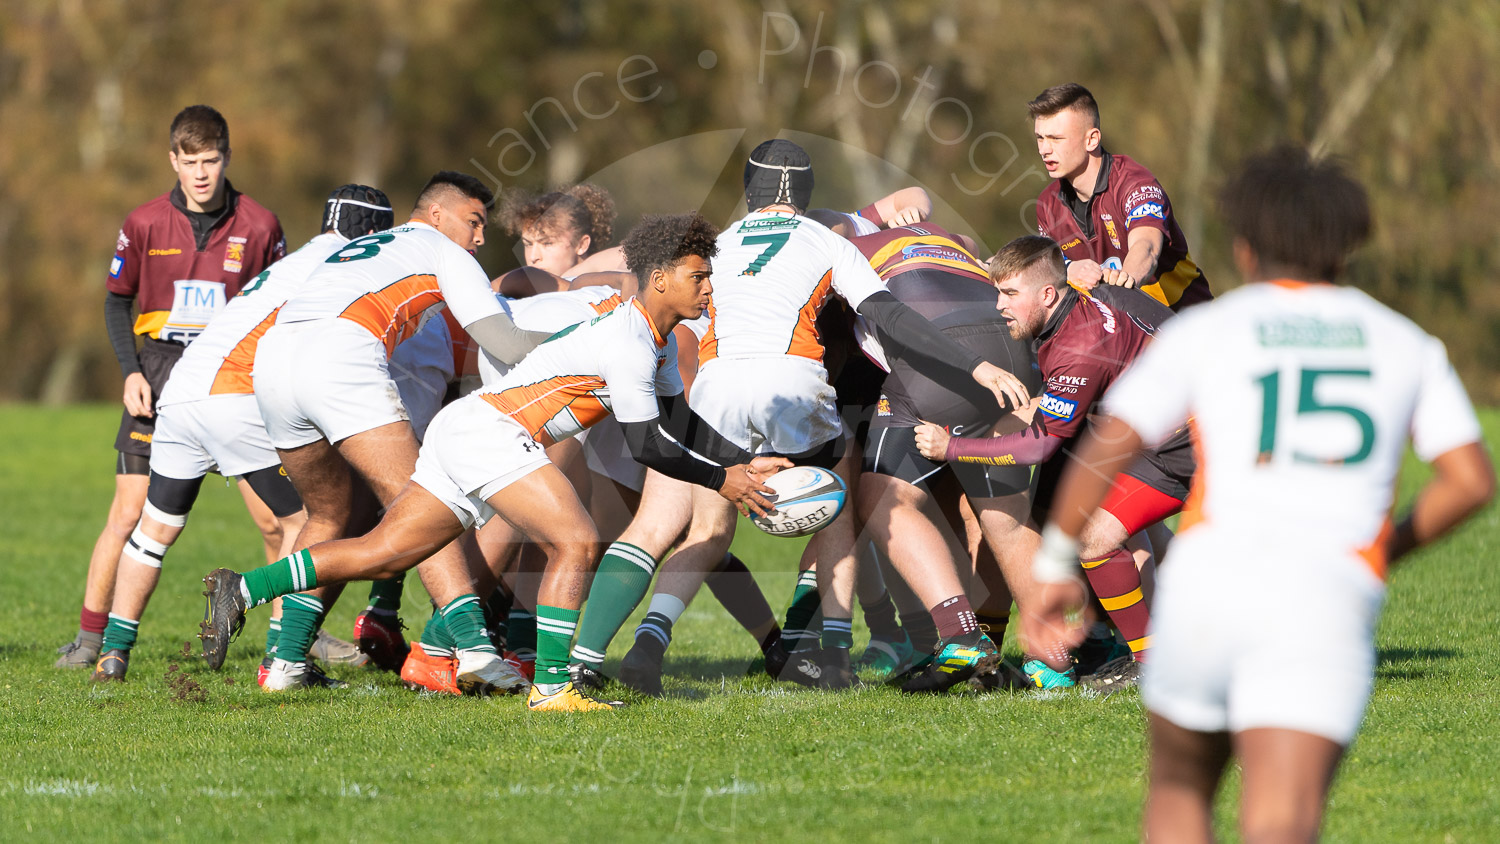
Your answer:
(1081, 549), (1151, 661)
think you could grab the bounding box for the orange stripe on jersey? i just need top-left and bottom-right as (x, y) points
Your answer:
(209, 306), (281, 395)
(630, 298), (667, 348)
(1356, 517), (1393, 582)
(697, 301), (720, 365)
(590, 293), (624, 315)
(440, 308), (480, 378)
(1177, 420), (1207, 533)
(338, 274), (445, 357)
(785, 270), (833, 362)
(481, 375), (608, 447)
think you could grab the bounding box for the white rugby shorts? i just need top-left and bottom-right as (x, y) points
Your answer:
(150, 393), (281, 479)
(689, 356), (841, 456)
(1142, 528), (1387, 746)
(253, 319), (409, 449)
(409, 395), (551, 529)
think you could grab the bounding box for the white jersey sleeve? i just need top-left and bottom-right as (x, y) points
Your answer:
(1104, 312), (1200, 446)
(654, 331), (685, 399)
(1410, 335), (1483, 461)
(598, 312), (671, 425)
(433, 237), (505, 329)
(825, 230), (888, 311)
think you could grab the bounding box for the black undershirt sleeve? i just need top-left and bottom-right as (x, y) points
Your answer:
(856, 291), (985, 376)
(618, 394), (756, 491)
(105, 292), (141, 376)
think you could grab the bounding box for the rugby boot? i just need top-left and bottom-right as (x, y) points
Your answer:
(1022, 657), (1078, 690)
(967, 659), (1032, 692)
(526, 681), (625, 712)
(262, 658), (348, 691)
(854, 632), (915, 680)
(256, 657), (272, 688)
(502, 650), (535, 682)
(898, 633), (1001, 694)
(568, 662), (614, 694)
(199, 568), (247, 670)
(814, 648), (858, 690)
(400, 649), (460, 696)
(54, 632), (102, 669)
(455, 650), (530, 696)
(89, 649), (129, 683)
(1080, 655), (1142, 696)
(310, 629), (370, 667)
(1073, 634), (1130, 678)
(352, 611), (409, 673)
(618, 638), (666, 697)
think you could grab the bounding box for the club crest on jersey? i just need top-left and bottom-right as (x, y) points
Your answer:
(1101, 214), (1122, 248)
(876, 397), (892, 417)
(1037, 392), (1077, 421)
(223, 241), (245, 273)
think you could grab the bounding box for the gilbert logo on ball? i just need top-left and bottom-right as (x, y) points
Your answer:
(749, 466), (846, 538)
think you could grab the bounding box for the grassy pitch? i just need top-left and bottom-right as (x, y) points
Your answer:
(2, 405), (1497, 841)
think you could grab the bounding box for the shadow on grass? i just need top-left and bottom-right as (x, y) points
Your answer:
(1375, 646), (1458, 680)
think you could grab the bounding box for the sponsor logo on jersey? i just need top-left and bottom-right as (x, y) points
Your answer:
(1127, 202), (1166, 222)
(1059, 237), (1083, 252)
(109, 255), (123, 278)
(1124, 184), (1164, 207)
(223, 241), (245, 273)
(1084, 294), (1117, 333)
(1102, 256), (1124, 270)
(116, 230), (130, 251)
(1256, 318), (1366, 348)
(1101, 214), (1122, 248)
(899, 243), (968, 263)
(1037, 392), (1077, 421)
(1047, 374), (1089, 394)
(148, 248), (183, 256)
(736, 217), (800, 233)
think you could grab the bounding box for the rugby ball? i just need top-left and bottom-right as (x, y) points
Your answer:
(749, 466), (846, 538)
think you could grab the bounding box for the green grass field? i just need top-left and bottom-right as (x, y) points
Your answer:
(2, 405), (1497, 841)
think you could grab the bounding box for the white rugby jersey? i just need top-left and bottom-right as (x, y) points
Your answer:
(1106, 281), (1482, 571)
(478, 286), (623, 386)
(158, 232), (347, 405)
(275, 220), (504, 356)
(700, 211), (887, 364)
(479, 297), (681, 446)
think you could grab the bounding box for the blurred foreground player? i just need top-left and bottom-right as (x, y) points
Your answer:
(1026, 147), (1493, 842)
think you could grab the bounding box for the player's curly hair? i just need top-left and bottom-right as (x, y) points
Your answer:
(497, 183), (615, 251)
(1220, 145), (1371, 281)
(622, 212), (720, 280)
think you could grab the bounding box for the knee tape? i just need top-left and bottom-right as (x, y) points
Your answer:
(123, 524), (171, 568)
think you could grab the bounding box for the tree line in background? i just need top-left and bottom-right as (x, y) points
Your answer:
(2, 0), (1496, 401)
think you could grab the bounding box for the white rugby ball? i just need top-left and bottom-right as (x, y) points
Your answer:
(749, 466), (846, 538)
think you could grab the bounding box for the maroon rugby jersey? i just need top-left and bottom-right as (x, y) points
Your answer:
(107, 182), (284, 343)
(847, 221), (989, 284)
(1036, 152), (1210, 311)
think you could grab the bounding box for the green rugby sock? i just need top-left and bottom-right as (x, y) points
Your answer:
(101, 614), (140, 654)
(265, 618), (282, 658)
(419, 606), (457, 656)
(241, 549), (317, 608)
(442, 595), (496, 655)
(572, 542), (657, 669)
(780, 570), (821, 652)
(534, 605), (580, 691)
(365, 574), (405, 616)
(275, 594), (323, 663)
(507, 607), (536, 663)
(821, 617), (854, 650)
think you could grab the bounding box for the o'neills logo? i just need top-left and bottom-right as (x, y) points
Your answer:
(148, 248), (183, 256)
(763, 505), (831, 534)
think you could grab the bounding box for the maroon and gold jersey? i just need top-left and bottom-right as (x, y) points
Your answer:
(847, 220), (989, 285)
(1036, 152), (1210, 311)
(106, 182), (285, 343)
